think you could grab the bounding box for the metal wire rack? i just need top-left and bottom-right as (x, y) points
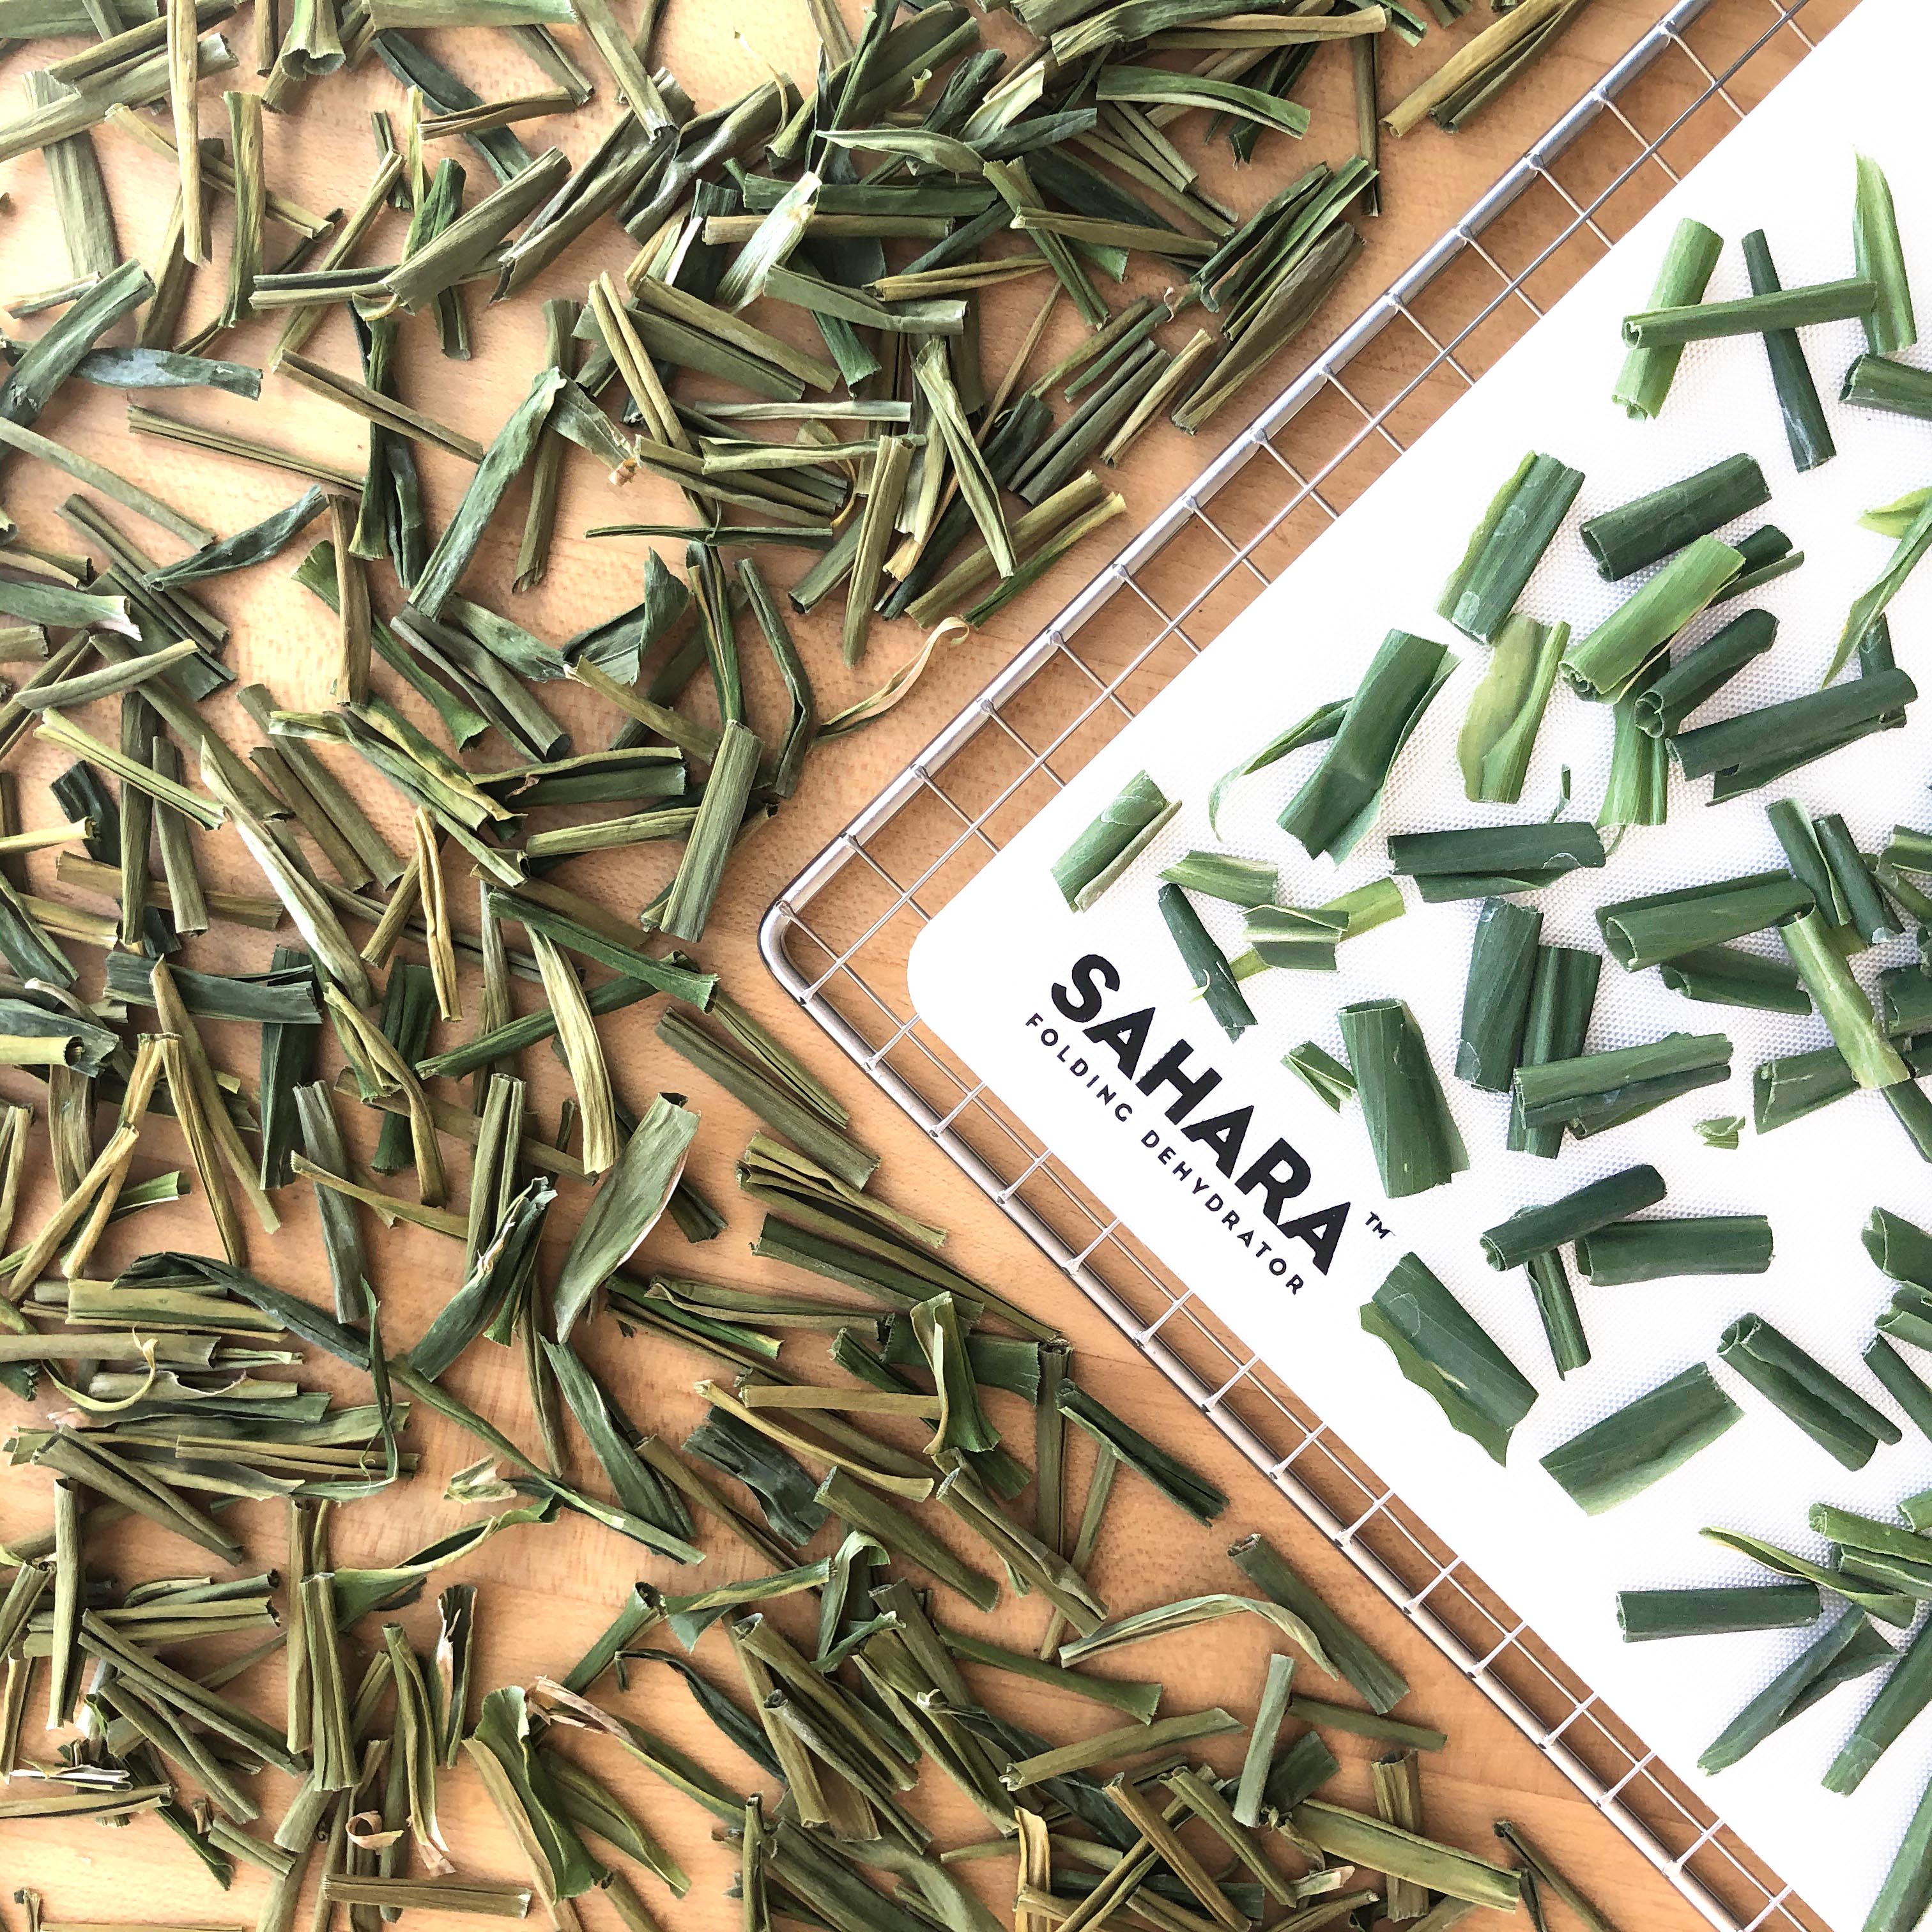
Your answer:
(760, 3), (1860, 1926)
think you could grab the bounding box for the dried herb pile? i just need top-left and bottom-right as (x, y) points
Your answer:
(0, 1), (1641, 1927)
(1051, 143), (1932, 1929)
(0, 0), (1589, 785)
(0, 0), (1692, 1916)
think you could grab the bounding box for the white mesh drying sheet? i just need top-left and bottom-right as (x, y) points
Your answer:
(908, 1), (1932, 1924)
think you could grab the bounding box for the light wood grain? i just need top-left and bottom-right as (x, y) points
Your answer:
(0, 3), (1811, 1928)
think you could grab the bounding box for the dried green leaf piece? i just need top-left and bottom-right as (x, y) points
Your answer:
(686, 1406), (827, 1547)
(1575, 1215), (1772, 1284)
(939, 1627), (1160, 1725)
(1478, 1164), (1666, 1271)
(1052, 1380), (1225, 1526)
(1361, 1252), (1535, 1464)
(659, 1009), (874, 1192)
(553, 1096), (701, 1340)
(1718, 1312), (1899, 1469)
(1339, 999), (1468, 1197)
(1, 258), (153, 429)
(999, 1708), (1239, 1790)
(660, 720), (760, 944)
(1291, 1800), (1519, 1912)
(813, 1466), (996, 1610)
(465, 1686), (608, 1910)
(410, 369), (567, 620)
(149, 486), (328, 588)
(1230, 1650), (1298, 1828)
(1279, 631), (1454, 861)
(1059, 1593), (1332, 1687)
(1457, 615), (1567, 804)
(1436, 451), (1582, 643)
(1541, 1363), (1739, 1514)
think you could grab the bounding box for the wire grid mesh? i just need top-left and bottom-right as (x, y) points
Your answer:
(760, 2), (1866, 1927)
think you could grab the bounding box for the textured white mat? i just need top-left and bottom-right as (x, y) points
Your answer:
(910, 3), (1932, 1923)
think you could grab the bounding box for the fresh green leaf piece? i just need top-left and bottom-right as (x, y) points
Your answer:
(1360, 1252), (1535, 1463)
(1509, 944), (1599, 1159)
(1561, 535), (1742, 700)
(1478, 1164), (1666, 1271)
(1598, 872), (1811, 970)
(1340, 999), (1468, 1197)
(1512, 1031), (1731, 1138)
(1156, 882), (1254, 1042)
(1580, 454), (1768, 582)
(1238, 904), (1349, 974)
(1825, 1613), (1932, 1795)
(1209, 700), (1347, 832)
(1540, 1363), (1739, 1514)
(1436, 451), (1583, 643)
(1285, 1041), (1354, 1111)
(1623, 277), (1876, 348)
(1854, 152), (1915, 355)
(1612, 218), (1722, 420)
(1457, 615), (1567, 804)
(1637, 608), (1777, 738)
(1718, 1312), (1900, 1470)
(1616, 1583), (1820, 1642)
(1782, 908), (1909, 1090)
(1740, 229), (1835, 471)
(1052, 770), (1178, 910)
(1523, 1248), (1588, 1379)
(1575, 1215), (1773, 1283)
(1701, 1526), (1914, 1630)
(1158, 851), (1276, 905)
(1660, 947), (1809, 1016)
(1279, 631), (1455, 860)
(1456, 897), (1540, 1092)
(1387, 821), (1604, 901)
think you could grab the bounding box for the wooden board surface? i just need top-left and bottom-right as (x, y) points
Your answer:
(0, 3), (1814, 1928)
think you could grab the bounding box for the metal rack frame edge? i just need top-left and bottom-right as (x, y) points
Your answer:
(758, 4), (1834, 1927)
